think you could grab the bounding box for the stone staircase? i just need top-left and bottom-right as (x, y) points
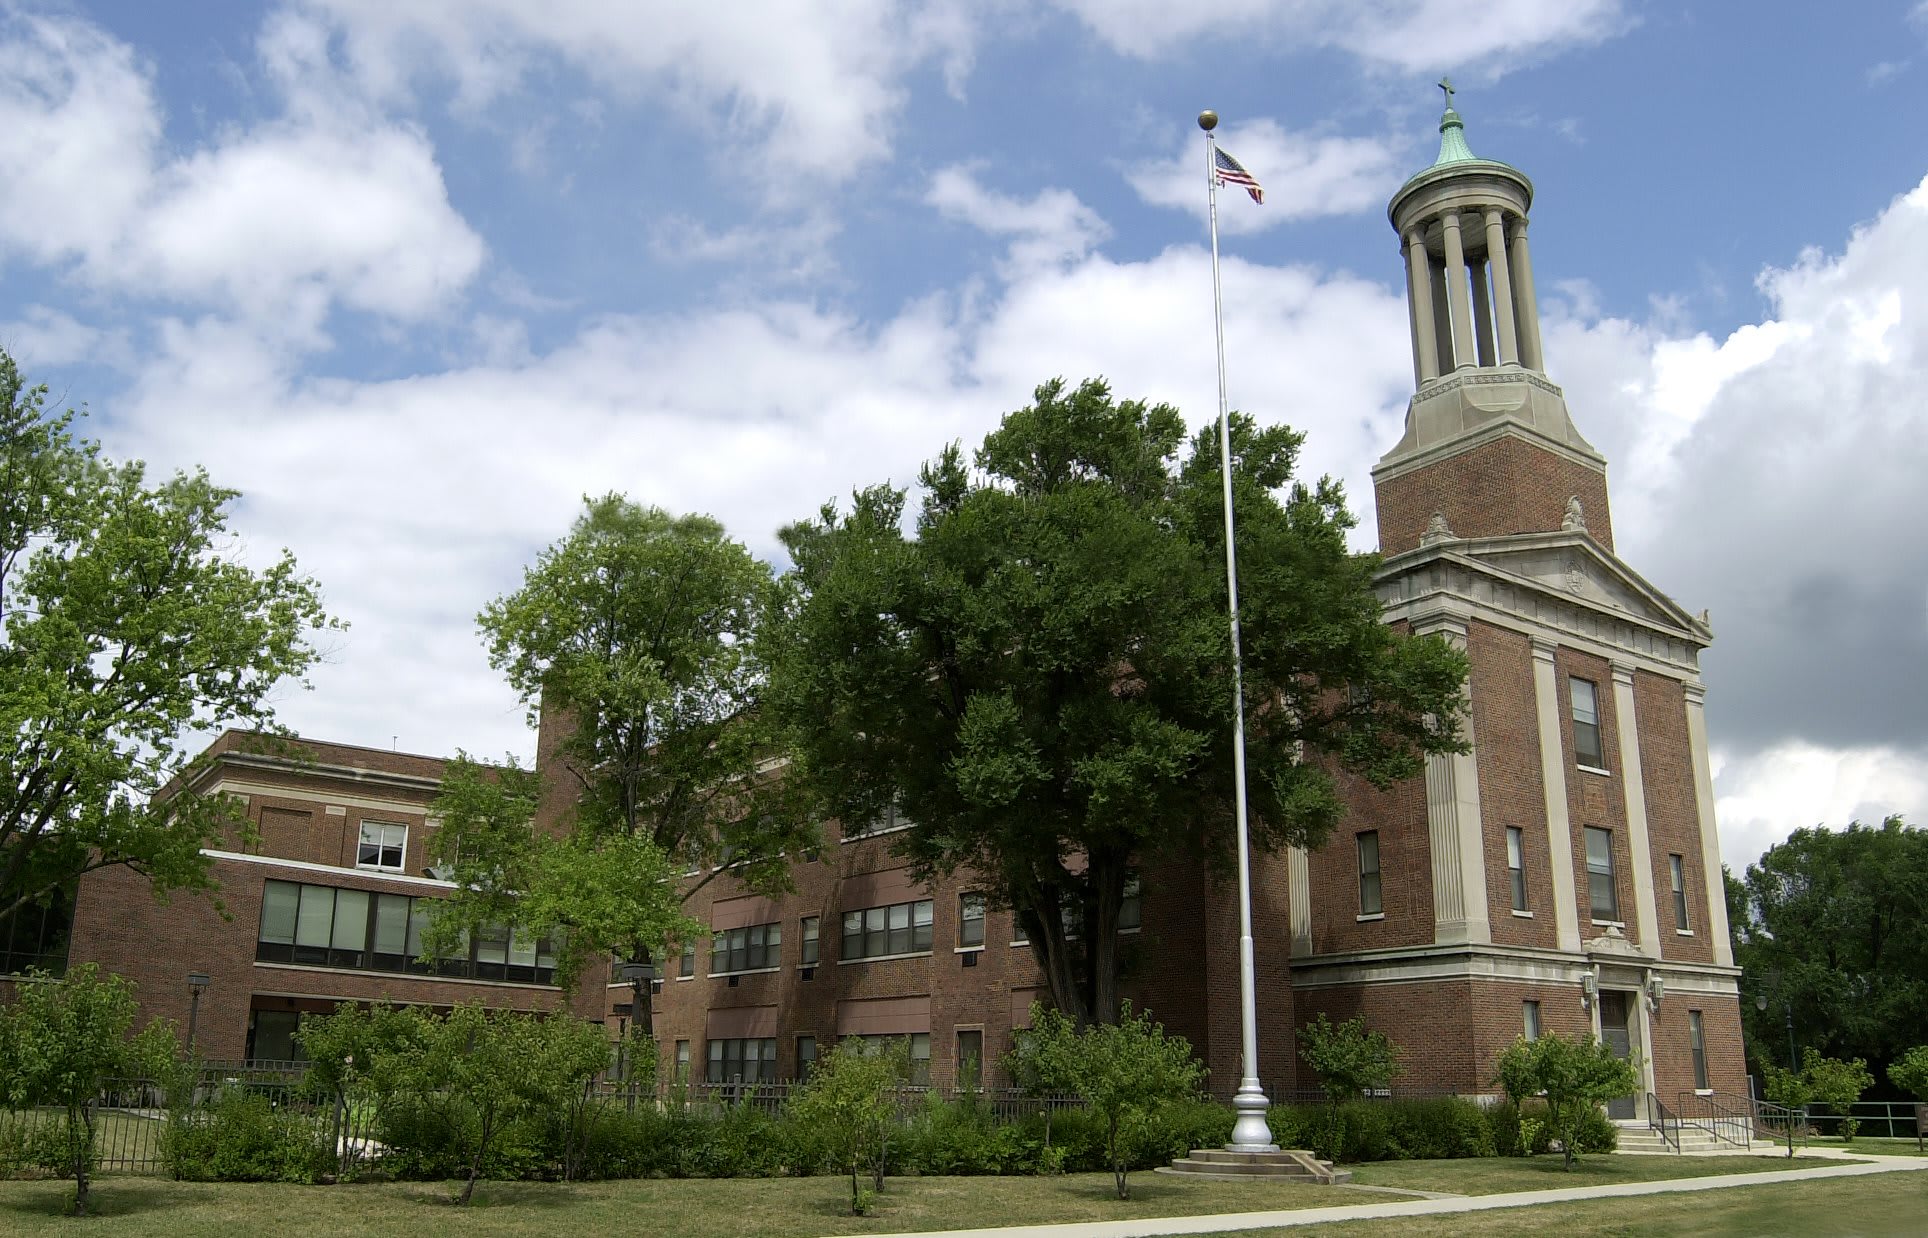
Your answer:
(1615, 1120), (1752, 1156)
(1158, 1147), (1353, 1183)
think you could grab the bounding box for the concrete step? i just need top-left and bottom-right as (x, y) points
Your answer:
(1161, 1147), (1352, 1185)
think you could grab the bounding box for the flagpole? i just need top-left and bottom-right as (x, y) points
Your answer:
(1200, 109), (1276, 1154)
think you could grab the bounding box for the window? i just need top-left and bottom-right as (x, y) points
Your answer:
(840, 899), (934, 961)
(1523, 1000), (1542, 1041)
(1119, 878), (1142, 932)
(710, 921), (782, 974)
(356, 821), (407, 871)
(680, 940), (696, 978)
(1571, 678), (1605, 768)
(248, 1010), (304, 1064)
(255, 878), (558, 983)
(797, 1035), (818, 1079)
(707, 1037), (777, 1084)
(959, 893), (985, 948)
(801, 917), (820, 965)
(1506, 827), (1528, 912)
(0, 887), (74, 976)
(855, 1033), (932, 1085)
(1689, 1011), (1709, 1091)
(1670, 854), (1691, 931)
(1356, 831), (1382, 917)
(956, 1029), (984, 1089)
(1585, 826), (1619, 921)
(844, 802), (912, 841)
(673, 1039), (691, 1083)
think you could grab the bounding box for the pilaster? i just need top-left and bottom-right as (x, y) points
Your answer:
(1682, 682), (1734, 966)
(1531, 638), (1583, 951)
(1419, 617), (1490, 945)
(1611, 663), (1660, 954)
(1287, 845), (1312, 958)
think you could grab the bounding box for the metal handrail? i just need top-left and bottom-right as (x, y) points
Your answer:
(1753, 1098), (1808, 1157)
(1646, 1092), (1681, 1153)
(1675, 1090), (1753, 1149)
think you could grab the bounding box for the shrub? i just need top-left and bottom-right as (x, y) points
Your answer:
(1486, 1099), (1555, 1157)
(1801, 1050), (1874, 1143)
(163, 1089), (328, 1183)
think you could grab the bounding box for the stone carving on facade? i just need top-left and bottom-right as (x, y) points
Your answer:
(1561, 495), (1587, 533)
(1564, 552), (1585, 595)
(1420, 510), (1457, 546)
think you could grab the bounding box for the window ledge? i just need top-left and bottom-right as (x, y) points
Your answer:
(707, 966), (781, 979)
(255, 960), (558, 990)
(1355, 912), (1386, 922)
(840, 824), (915, 844)
(675, 974), (695, 981)
(954, 945), (985, 954)
(1695, 1088), (1714, 1096)
(1510, 909), (1535, 919)
(354, 863), (405, 875)
(1575, 764), (1612, 777)
(1118, 926), (1142, 936)
(837, 950), (932, 966)
(1589, 919), (1626, 928)
(1009, 940), (1030, 948)
(1675, 928), (1695, 937)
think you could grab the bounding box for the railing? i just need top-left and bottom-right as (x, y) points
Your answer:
(1799, 1100), (1926, 1142)
(1646, 1092), (1681, 1153)
(1753, 1099), (1808, 1155)
(1675, 1090), (1754, 1149)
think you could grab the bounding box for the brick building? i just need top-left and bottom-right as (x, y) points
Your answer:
(16, 99), (1743, 1116)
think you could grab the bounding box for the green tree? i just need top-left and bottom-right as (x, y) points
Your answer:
(0, 964), (176, 1214)
(0, 350), (336, 928)
(1799, 1048), (1875, 1143)
(767, 378), (1467, 1026)
(431, 495), (814, 1043)
(1760, 1060), (1813, 1158)
(1732, 817), (1928, 1080)
(1494, 1033), (1638, 1171)
(1054, 1002), (1206, 1199)
(1297, 1013), (1402, 1162)
(788, 1037), (910, 1215)
(1891, 1045), (1928, 1104)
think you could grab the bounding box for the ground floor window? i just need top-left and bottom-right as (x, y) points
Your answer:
(1689, 1010), (1709, 1091)
(956, 1029), (983, 1088)
(247, 1010), (306, 1063)
(0, 887), (72, 976)
(852, 1032), (931, 1085)
(707, 1036), (777, 1084)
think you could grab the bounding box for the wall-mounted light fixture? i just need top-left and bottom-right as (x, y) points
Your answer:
(1580, 971), (1598, 1010)
(1646, 974), (1665, 1012)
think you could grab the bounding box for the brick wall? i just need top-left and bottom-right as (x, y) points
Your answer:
(1555, 647), (1638, 947)
(1468, 622), (1559, 949)
(1376, 435), (1613, 556)
(1634, 672), (1717, 965)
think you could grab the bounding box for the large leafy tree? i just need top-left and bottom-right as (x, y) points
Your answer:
(1731, 816), (1927, 1081)
(0, 351), (334, 927)
(431, 495), (813, 1035)
(767, 378), (1468, 1027)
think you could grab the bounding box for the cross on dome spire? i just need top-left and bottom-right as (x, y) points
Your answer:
(1438, 76), (1455, 109)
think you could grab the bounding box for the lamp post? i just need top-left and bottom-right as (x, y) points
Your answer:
(185, 972), (210, 1056)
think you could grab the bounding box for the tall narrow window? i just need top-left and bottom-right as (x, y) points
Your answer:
(956, 1029), (983, 1089)
(958, 893), (985, 948)
(357, 821), (407, 871)
(1670, 854), (1690, 931)
(1689, 1010), (1709, 1091)
(796, 1035), (817, 1079)
(1585, 826), (1619, 921)
(1506, 826), (1528, 912)
(1118, 877), (1142, 932)
(1356, 831), (1383, 917)
(680, 940), (696, 977)
(1523, 1000), (1542, 1041)
(801, 916), (820, 965)
(674, 1039), (691, 1083)
(1571, 678), (1604, 768)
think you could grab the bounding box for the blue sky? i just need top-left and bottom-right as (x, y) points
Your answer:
(3, 0), (1926, 872)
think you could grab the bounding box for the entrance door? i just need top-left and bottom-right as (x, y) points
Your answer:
(1598, 991), (1636, 1119)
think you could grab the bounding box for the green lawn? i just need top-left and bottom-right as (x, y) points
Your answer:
(1348, 1153), (1842, 1196)
(1197, 1171), (1928, 1237)
(1798, 1136), (1928, 1157)
(0, 1172), (1369, 1235)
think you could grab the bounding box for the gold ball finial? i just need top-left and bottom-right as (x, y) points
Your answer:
(1197, 110), (1218, 132)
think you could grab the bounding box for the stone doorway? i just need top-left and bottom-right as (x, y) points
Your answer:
(1598, 990), (1637, 1120)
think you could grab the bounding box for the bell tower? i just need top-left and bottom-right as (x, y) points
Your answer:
(1373, 84), (1612, 555)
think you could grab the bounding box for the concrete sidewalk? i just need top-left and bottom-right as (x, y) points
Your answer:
(844, 1151), (1928, 1238)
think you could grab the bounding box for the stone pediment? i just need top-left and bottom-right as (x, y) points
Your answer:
(1377, 529), (1713, 653)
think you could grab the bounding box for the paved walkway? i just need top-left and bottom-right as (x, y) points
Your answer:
(847, 1149), (1928, 1238)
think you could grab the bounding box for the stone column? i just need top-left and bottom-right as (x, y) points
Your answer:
(1508, 218), (1544, 371)
(1637, 983), (1660, 1114)
(1612, 663), (1660, 953)
(1420, 618), (1491, 945)
(1287, 845), (1313, 958)
(1483, 208), (1520, 366)
(1440, 212), (1475, 370)
(1683, 682), (1735, 966)
(1429, 248), (1454, 375)
(1470, 256), (1496, 367)
(1405, 229), (1439, 383)
(1531, 639), (1583, 952)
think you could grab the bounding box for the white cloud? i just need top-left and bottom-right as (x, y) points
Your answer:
(0, 10), (483, 331)
(1713, 742), (1928, 872)
(298, 0), (979, 189)
(926, 166), (1111, 273)
(1128, 119), (1403, 231)
(1048, 0), (1627, 70)
(0, 306), (127, 370)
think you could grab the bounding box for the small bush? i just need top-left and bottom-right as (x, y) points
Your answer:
(164, 1089), (328, 1183)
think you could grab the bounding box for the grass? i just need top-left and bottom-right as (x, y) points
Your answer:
(1798, 1135), (1928, 1157)
(1348, 1153), (1843, 1195)
(1194, 1171), (1928, 1237)
(0, 1172), (1371, 1234)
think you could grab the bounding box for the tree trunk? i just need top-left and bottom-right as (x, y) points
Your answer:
(1023, 895), (1093, 1029)
(1110, 1112), (1129, 1198)
(70, 1102), (93, 1217)
(849, 1162), (860, 1214)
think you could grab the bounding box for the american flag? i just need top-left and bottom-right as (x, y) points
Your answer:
(1214, 147), (1263, 204)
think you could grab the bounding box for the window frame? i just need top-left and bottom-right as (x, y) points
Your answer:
(1523, 999), (1542, 1041)
(1584, 826), (1620, 922)
(1669, 853), (1691, 932)
(1689, 1010), (1709, 1091)
(958, 892), (986, 949)
(255, 877), (557, 984)
(706, 1036), (778, 1085)
(1356, 830), (1383, 918)
(1570, 677), (1606, 769)
(356, 820), (408, 872)
(839, 898), (935, 962)
(709, 921), (783, 976)
(800, 916), (820, 966)
(1506, 826), (1528, 913)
